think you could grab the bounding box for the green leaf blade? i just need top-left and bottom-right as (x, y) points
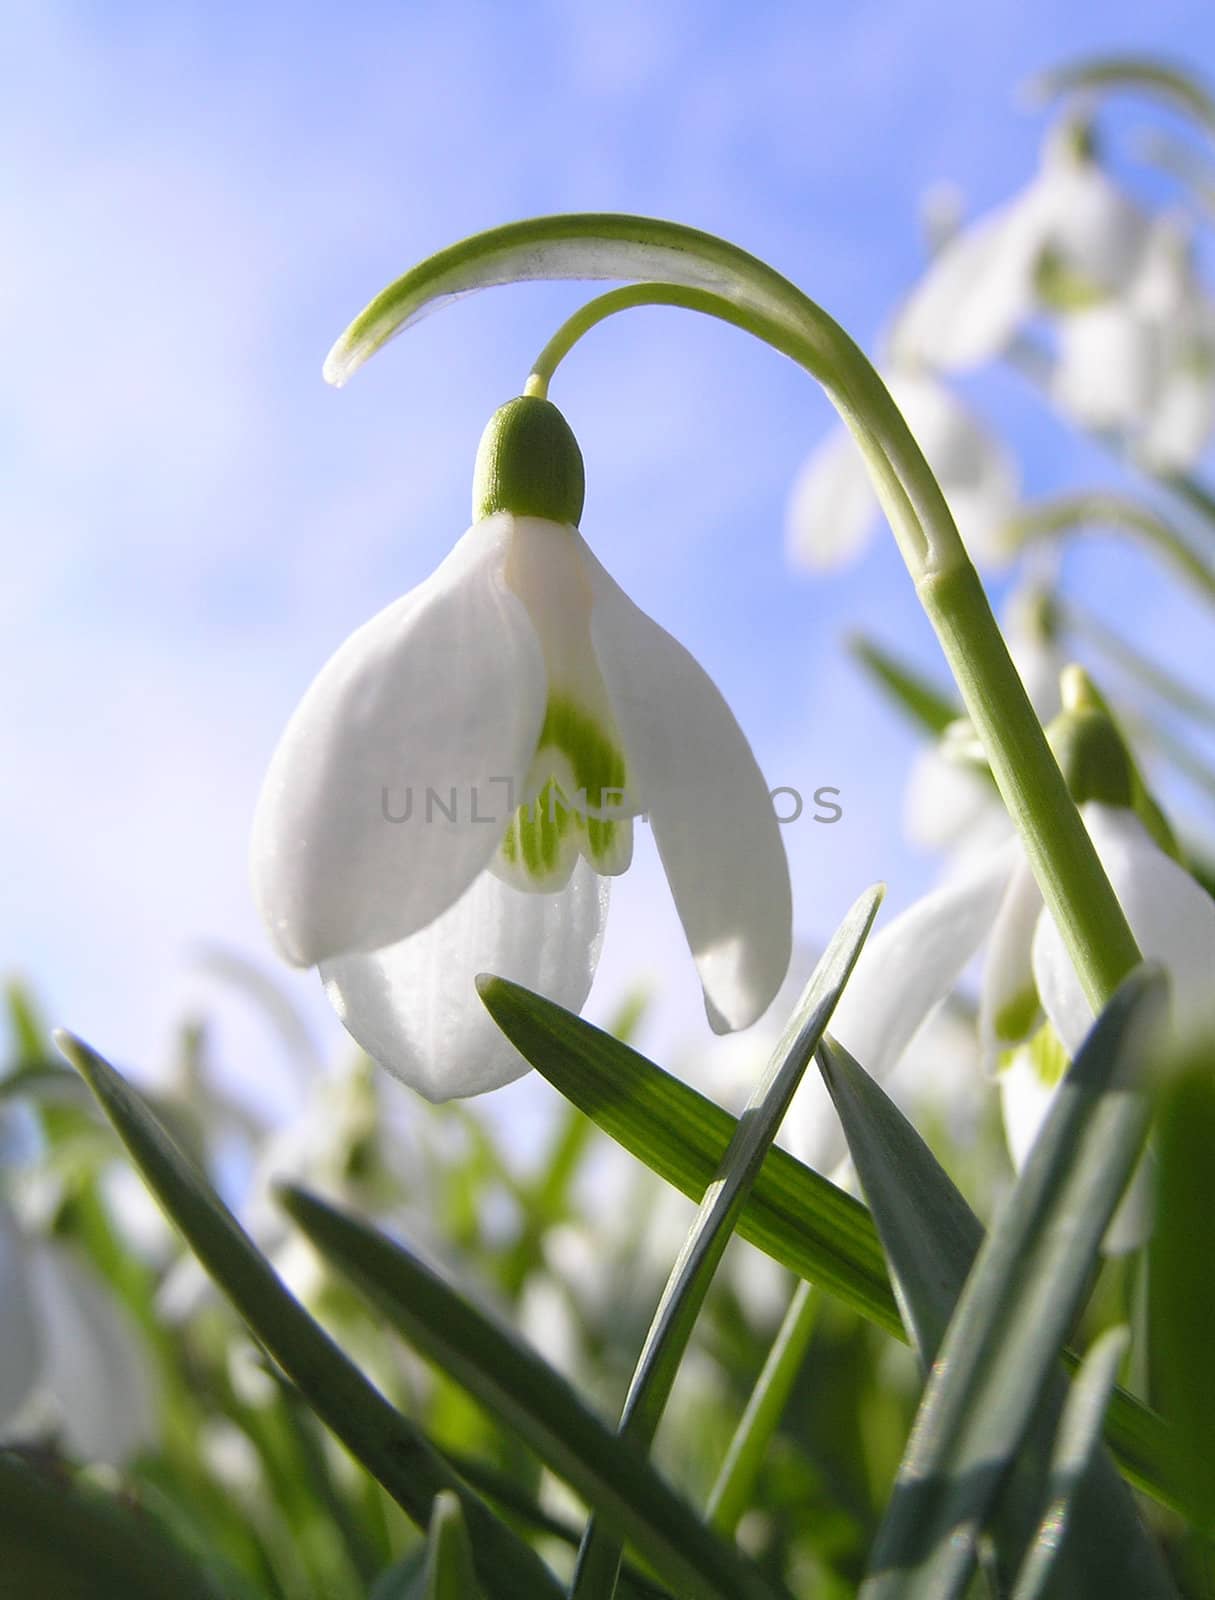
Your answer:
(55, 1031), (562, 1600)
(572, 884), (883, 1598)
(827, 967), (1176, 1600)
(476, 976), (902, 1336)
(281, 1185), (791, 1600)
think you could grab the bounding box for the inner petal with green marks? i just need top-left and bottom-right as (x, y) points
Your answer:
(1025, 1018), (1070, 1087)
(492, 516), (639, 892)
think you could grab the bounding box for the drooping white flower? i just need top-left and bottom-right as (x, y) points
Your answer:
(1030, 803), (1215, 1056)
(253, 396), (791, 1100)
(786, 370), (1018, 570)
(1051, 216), (1215, 470)
(801, 791), (1215, 1245)
(893, 122), (1148, 373)
(0, 1203), (155, 1464)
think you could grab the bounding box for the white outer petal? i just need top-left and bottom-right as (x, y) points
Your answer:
(27, 1245), (156, 1463)
(785, 426), (877, 570)
(891, 195), (1044, 371)
(1051, 303), (1159, 432)
(321, 858), (608, 1101)
(979, 855), (1043, 1060)
(824, 840), (1017, 1081)
(252, 515), (547, 966)
(998, 1042), (1056, 1174)
(902, 747), (999, 856)
(1140, 365), (1215, 472)
(581, 543), (791, 1031)
(1041, 162), (1148, 294)
(0, 1207), (40, 1426)
(1032, 802), (1215, 1055)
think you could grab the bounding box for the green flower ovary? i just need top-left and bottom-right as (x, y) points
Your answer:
(497, 696), (632, 888)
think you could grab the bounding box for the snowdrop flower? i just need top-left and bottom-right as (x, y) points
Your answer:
(786, 370), (1018, 570)
(809, 696), (1215, 1236)
(1052, 216), (1215, 469)
(0, 1203), (155, 1463)
(253, 396), (790, 1099)
(894, 120), (1148, 373)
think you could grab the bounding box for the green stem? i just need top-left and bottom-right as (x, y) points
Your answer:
(528, 288), (1142, 1014)
(327, 214), (1143, 1012)
(1004, 493), (1215, 608)
(924, 562), (1141, 1002)
(706, 1279), (821, 1536)
(1026, 54), (1215, 141)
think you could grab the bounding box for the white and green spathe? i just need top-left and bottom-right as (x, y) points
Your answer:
(252, 397), (791, 1099)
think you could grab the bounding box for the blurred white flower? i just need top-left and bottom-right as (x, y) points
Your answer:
(1052, 216), (1215, 469)
(786, 371), (1018, 570)
(806, 801), (1215, 1242)
(253, 398), (790, 1101)
(0, 1204), (155, 1464)
(894, 126), (1148, 372)
(832, 802), (1215, 1076)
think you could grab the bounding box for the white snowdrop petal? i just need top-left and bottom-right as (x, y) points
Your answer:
(321, 858), (608, 1101)
(892, 196), (1044, 371)
(1051, 303), (1158, 432)
(252, 516), (547, 966)
(825, 840), (1018, 1082)
(1032, 802), (1215, 1056)
(999, 1042), (1058, 1174)
(1140, 366), (1215, 472)
(582, 543), (791, 1032)
(980, 855), (1044, 1058)
(1043, 163), (1148, 294)
(29, 1245), (156, 1464)
(902, 747), (999, 855)
(785, 425), (878, 570)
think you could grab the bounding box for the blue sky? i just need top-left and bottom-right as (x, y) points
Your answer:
(5, 0), (1215, 1122)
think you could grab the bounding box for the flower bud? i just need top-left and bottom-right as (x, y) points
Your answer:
(1047, 703), (1134, 810)
(472, 395), (585, 526)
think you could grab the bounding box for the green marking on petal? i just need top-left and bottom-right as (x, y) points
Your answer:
(494, 694), (633, 889)
(1027, 1019), (1070, 1088)
(994, 986), (1041, 1045)
(535, 694), (628, 813)
(1034, 250), (1113, 312)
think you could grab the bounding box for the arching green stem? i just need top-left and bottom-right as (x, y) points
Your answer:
(1003, 492), (1215, 607)
(326, 213), (1142, 1010)
(1026, 54), (1215, 141)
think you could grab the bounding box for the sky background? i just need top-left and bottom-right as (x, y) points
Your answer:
(5, 0), (1215, 1136)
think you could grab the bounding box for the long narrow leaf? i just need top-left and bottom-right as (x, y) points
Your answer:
(818, 1025), (1173, 1598)
(281, 1184), (792, 1600)
(848, 634), (960, 735)
(573, 885), (882, 1597)
(476, 975), (1175, 1518)
(829, 967), (1175, 1599)
(476, 975), (900, 1334)
(1011, 1327), (1131, 1600)
(411, 1493), (483, 1600)
(55, 1031), (562, 1600)
(0, 1452), (224, 1600)
(1152, 1048), (1215, 1534)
